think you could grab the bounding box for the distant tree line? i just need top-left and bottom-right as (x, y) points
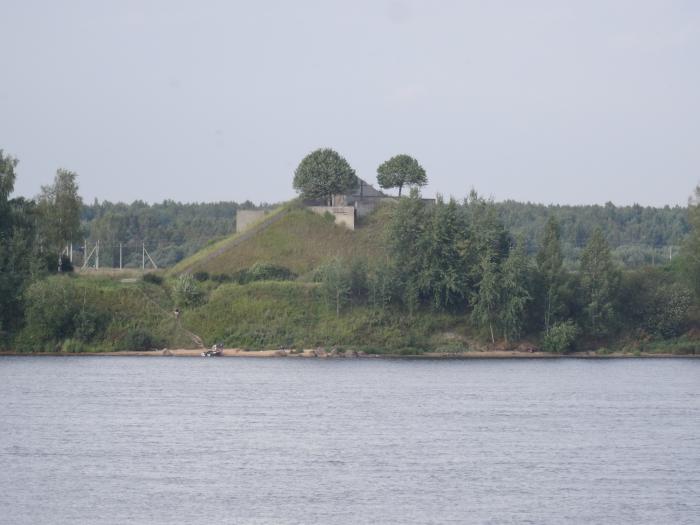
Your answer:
(82, 199), (272, 268)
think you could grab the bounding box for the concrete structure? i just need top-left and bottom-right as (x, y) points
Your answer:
(236, 209), (269, 233)
(309, 206), (356, 230)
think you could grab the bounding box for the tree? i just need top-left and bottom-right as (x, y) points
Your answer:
(536, 217), (564, 333)
(421, 196), (468, 310)
(387, 188), (428, 314)
(500, 237), (532, 342)
(0, 150), (18, 232)
(293, 148), (358, 205)
(318, 258), (352, 317)
(376, 154), (427, 197)
(0, 151), (38, 343)
(681, 185), (700, 298)
(36, 169), (83, 270)
(471, 248), (501, 343)
(579, 228), (620, 335)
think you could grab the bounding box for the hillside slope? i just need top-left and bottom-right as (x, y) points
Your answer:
(170, 202), (392, 276)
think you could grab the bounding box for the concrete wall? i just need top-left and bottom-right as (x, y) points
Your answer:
(309, 206), (355, 230)
(236, 210), (268, 233)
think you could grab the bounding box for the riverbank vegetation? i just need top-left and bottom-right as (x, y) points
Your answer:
(1, 148), (699, 355)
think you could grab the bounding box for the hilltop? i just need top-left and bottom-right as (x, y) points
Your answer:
(168, 200), (392, 277)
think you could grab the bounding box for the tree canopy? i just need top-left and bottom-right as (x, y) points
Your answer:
(376, 154), (427, 196)
(293, 148), (358, 205)
(37, 169), (83, 270)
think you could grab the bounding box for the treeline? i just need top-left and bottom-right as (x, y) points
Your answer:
(82, 199), (271, 268)
(78, 198), (689, 271)
(495, 200), (689, 267)
(314, 189), (700, 351)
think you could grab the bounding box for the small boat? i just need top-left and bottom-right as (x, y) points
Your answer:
(201, 343), (224, 357)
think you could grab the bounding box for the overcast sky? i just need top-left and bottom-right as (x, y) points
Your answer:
(1, 1), (698, 206)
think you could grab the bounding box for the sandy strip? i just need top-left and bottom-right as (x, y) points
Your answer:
(2, 349), (694, 358)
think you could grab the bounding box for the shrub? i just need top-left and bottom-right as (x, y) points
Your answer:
(246, 262), (296, 283)
(193, 271), (210, 282)
(142, 272), (164, 285)
(121, 329), (160, 351)
(173, 273), (203, 306)
(73, 309), (105, 342)
(542, 321), (579, 353)
(23, 277), (80, 342)
(61, 338), (87, 353)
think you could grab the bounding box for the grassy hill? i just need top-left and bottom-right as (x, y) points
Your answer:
(169, 201), (392, 277)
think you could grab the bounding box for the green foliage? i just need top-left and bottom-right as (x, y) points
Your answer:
(580, 229), (620, 335)
(173, 273), (203, 307)
(376, 154), (427, 196)
(542, 321), (579, 353)
(84, 200), (263, 268)
(0, 151), (39, 343)
(61, 338), (88, 353)
(422, 196), (469, 310)
(494, 200), (689, 265)
(119, 328), (162, 351)
(619, 268), (691, 338)
(500, 238), (532, 342)
(316, 258), (356, 316)
(36, 169), (83, 266)
(470, 249), (502, 343)
(142, 272), (164, 285)
(17, 275), (190, 352)
(536, 217), (565, 333)
(681, 185), (700, 298)
(293, 148), (358, 205)
(182, 281), (459, 350)
(23, 276), (82, 343)
(245, 262), (296, 283)
(73, 308), (106, 342)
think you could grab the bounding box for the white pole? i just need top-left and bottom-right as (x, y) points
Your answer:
(96, 240), (100, 270)
(142, 243), (145, 270)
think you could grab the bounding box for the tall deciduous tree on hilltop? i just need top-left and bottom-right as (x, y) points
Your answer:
(580, 228), (620, 335)
(376, 154), (427, 197)
(293, 148), (358, 205)
(37, 169), (83, 271)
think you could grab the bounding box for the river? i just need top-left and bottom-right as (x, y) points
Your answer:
(0, 357), (698, 524)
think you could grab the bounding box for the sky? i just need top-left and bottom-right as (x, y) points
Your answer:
(1, 0), (699, 206)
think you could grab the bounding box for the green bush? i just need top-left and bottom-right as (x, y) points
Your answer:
(245, 262), (296, 283)
(542, 321), (579, 353)
(173, 273), (203, 306)
(61, 338), (87, 353)
(73, 309), (105, 342)
(142, 272), (164, 285)
(121, 329), (161, 351)
(193, 271), (210, 282)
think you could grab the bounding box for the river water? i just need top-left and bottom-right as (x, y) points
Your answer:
(0, 357), (698, 524)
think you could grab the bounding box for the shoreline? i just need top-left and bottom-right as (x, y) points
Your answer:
(0, 348), (696, 359)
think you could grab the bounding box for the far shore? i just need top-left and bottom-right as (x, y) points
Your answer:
(0, 348), (696, 359)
